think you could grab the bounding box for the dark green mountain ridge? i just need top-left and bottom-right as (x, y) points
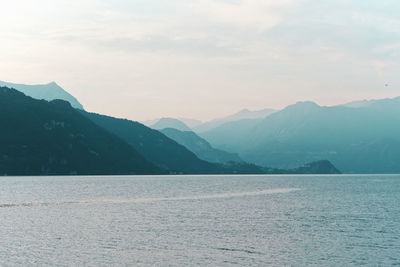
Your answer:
(0, 87), (159, 175)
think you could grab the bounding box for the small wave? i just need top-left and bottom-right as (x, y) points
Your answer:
(216, 247), (263, 255)
(371, 179), (385, 183)
(0, 200), (85, 208)
(0, 188), (300, 208)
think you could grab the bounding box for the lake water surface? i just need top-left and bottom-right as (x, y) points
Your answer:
(0, 175), (399, 266)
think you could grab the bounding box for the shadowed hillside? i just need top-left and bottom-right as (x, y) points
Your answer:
(160, 128), (242, 164)
(0, 87), (159, 175)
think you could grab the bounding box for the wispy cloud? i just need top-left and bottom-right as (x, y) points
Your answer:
(0, 0), (399, 120)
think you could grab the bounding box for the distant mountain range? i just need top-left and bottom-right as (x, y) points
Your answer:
(83, 112), (336, 174)
(0, 80), (84, 110)
(201, 99), (400, 173)
(4, 79), (399, 174)
(193, 108), (277, 133)
(0, 85), (340, 175)
(12, 79), (400, 174)
(143, 108), (276, 133)
(342, 98), (388, 108)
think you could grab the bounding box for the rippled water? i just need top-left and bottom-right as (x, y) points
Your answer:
(0, 175), (399, 266)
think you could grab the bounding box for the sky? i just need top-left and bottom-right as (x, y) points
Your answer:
(1, 0), (399, 121)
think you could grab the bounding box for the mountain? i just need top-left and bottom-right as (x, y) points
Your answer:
(0, 87), (159, 175)
(272, 160), (341, 174)
(201, 98), (400, 173)
(0, 83), (343, 175)
(0, 85), (341, 175)
(151, 118), (192, 131)
(178, 118), (203, 128)
(143, 108), (276, 133)
(220, 160), (340, 174)
(193, 108), (276, 133)
(142, 118), (158, 126)
(342, 99), (375, 108)
(143, 118), (203, 128)
(342, 97), (400, 109)
(80, 112), (224, 173)
(199, 118), (264, 152)
(160, 128), (242, 163)
(81, 111), (341, 175)
(0, 80), (84, 109)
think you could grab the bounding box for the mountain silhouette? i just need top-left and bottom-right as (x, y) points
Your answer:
(0, 80), (84, 109)
(0, 87), (158, 175)
(201, 99), (400, 173)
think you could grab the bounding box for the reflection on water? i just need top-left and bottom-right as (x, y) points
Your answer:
(0, 187), (300, 208)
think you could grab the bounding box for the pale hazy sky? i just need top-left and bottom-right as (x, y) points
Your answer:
(1, 0), (399, 121)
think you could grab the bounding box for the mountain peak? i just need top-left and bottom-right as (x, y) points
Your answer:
(282, 101), (320, 113)
(151, 117), (192, 131)
(47, 81), (59, 86)
(0, 80), (84, 110)
(294, 101), (319, 107)
(289, 101), (319, 109)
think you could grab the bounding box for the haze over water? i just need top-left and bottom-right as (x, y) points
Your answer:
(1, 175), (399, 266)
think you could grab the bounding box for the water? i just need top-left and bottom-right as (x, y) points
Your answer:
(0, 175), (399, 266)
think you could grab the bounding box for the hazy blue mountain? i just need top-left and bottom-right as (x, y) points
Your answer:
(144, 117), (202, 128)
(201, 98), (400, 173)
(0, 87), (159, 175)
(342, 99), (375, 108)
(142, 118), (158, 126)
(199, 118), (264, 152)
(160, 128), (242, 163)
(151, 118), (192, 131)
(0, 80), (84, 109)
(194, 108), (276, 133)
(342, 96), (400, 110)
(178, 118), (203, 128)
